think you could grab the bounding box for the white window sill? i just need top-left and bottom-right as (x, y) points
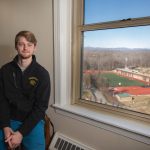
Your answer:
(52, 103), (150, 145)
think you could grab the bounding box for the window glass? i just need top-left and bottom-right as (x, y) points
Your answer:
(84, 0), (150, 24)
(81, 26), (150, 115)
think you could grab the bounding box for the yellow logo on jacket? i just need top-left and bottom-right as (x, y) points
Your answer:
(28, 77), (39, 87)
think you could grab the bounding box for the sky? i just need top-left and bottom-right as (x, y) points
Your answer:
(84, 0), (150, 48)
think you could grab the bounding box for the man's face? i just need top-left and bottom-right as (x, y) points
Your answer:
(16, 36), (36, 59)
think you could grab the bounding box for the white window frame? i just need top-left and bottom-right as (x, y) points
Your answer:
(53, 0), (150, 144)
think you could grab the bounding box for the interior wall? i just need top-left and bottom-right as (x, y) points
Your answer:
(0, 1), (149, 150)
(0, 0), (53, 72)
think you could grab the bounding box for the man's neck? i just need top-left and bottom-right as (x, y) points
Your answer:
(18, 56), (32, 69)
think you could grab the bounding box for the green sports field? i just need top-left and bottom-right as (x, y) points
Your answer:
(100, 73), (146, 87)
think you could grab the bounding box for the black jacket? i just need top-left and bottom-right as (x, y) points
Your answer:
(0, 55), (50, 136)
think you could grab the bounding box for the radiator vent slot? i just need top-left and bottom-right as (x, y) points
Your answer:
(54, 137), (84, 150)
(50, 132), (96, 150)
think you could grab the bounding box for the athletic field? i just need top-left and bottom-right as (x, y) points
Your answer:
(100, 73), (146, 87)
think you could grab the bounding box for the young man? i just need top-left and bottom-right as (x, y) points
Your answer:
(0, 31), (51, 150)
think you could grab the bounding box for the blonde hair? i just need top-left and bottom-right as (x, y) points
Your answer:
(15, 31), (37, 48)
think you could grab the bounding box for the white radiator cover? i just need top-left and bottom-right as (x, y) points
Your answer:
(49, 132), (96, 150)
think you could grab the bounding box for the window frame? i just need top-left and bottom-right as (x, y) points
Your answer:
(53, 0), (150, 144)
(73, 0), (150, 119)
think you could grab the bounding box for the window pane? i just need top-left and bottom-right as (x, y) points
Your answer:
(81, 26), (150, 115)
(84, 0), (150, 24)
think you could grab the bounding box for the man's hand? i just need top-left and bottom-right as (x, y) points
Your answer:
(3, 127), (14, 140)
(5, 131), (23, 149)
(3, 127), (14, 149)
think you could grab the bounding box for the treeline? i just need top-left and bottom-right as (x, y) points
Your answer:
(83, 47), (150, 71)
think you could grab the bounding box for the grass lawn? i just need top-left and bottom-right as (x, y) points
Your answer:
(100, 73), (146, 87)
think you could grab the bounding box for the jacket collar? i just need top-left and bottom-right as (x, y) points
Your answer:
(13, 55), (37, 71)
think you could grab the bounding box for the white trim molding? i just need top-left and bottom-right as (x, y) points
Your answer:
(53, 0), (72, 105)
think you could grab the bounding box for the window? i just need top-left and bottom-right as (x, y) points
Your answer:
(53, 0), (150, 144)
(74, 0), (150, 117)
